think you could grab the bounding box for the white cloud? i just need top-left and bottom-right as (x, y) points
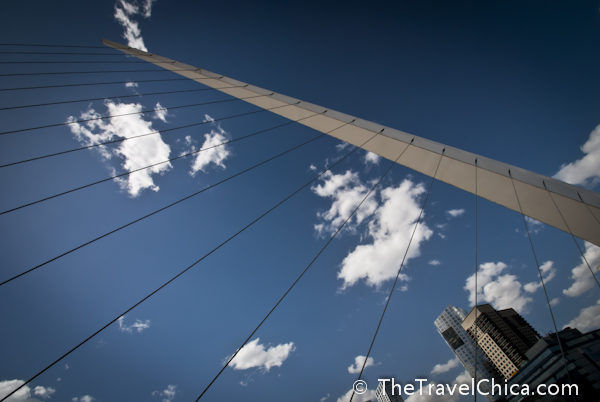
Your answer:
(152, 385), (176, 402)
(405, 371), (471, 402)
(464, 262), (533, 313)
(523, 261), (557, 293)
(435, 223), (448, 229)
(142, 0), (157, 18)
(331, 178), (433, 290)
(524, 216), (544, 235)
(563, 242), (600, 297)
(550, 297), (560, 306)
(334, 388), (376, 402)
(430, 357), (460, 375)
(554, 124), (600, 188)
(311, 170), (379, 237)
(564, 299), (600, 332)
(309, 164), (317, 171)
(429, 260), (441, 266)
(65, 364), (69, 370)
(71, 397), (94, 402)
(364, 151), (381, 165)
(446, 209), (465, 218)
(125, 82), (138, 88)
(227, 338), (295, 372)
(0, 380), (51, 402)
(33, 387), (55, 400)
(320, 394), (330, 402)
(117, 315), (151, 333)
(113, 0), (156, 51)
(67, 101), (172, 197)
(347, 355), (375, 374)
(336, 142), (350, 151)
(153, 102), (168, 122)
(185, 115), (231, 176)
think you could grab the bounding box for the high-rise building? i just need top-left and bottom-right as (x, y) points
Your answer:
(462, 304), (540, 379)
(375, 380), (404, 402)
(435, 305), (503, 400)
(505, 327), (600, 402)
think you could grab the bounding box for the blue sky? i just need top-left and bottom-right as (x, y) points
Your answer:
(1, 1), (600, 402)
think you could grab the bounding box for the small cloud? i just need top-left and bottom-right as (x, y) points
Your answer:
(429, 259), (441, 266)
(446, 208), (465, 218)
(152, 385), (177, 402)
(431, 357), (460, 375)
(65, 364), (69, 370)
(564, 299), (600, 332)
(435, 223), (448, 229)
(113, 0), (156, 51)
(563, 242), (600, 297)
(117, 316), (151, 334)
(72, 396), (95, 402)
(554, 124), (600, 188)
(550, 297), (560, 306)
(524, 216), (544, 235)
(320, 394), (331, 402)
(309, 164), (317, 171)
(347, 355), (376, 374)
(226, 338), (295, 372)
(56, 378), (61, 382)
(363, 151), (381, 165)
(336, 142), (350, 151)
(125, 82), (138, 88)
(400, 284), (408, 292)
(34, 387), (56, 400)
(438, 233), (446, 239)
(187, 114), (231, 176)
(153, 102), (168, 122)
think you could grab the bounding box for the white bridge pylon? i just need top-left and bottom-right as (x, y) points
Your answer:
(103, 39), (600, 247)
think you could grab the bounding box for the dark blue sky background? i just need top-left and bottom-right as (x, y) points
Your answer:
(1, 2), (600, 402)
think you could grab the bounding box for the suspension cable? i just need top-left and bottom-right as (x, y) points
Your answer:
(0, 68), (212, 77)
(508, 171), (574, 394)
(0, 86), (235, 112)
(0, 78), (191, 92)
(0, 43), (112, 49)
(195, 129), (385, 401)
(0, 60), (167, 64)
(0, 104), (292, 169)
(0, 92), (266, 136)
(0, 122), (356, 402)
(474, 159), (478, 402)
(0, 123), (328, 288)
(349, 146), (443, 402)
(0, 104), (309, 214)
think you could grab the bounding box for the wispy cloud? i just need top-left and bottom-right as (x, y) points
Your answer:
(226, 338), (295, 372)
(430, 357), (460, 375)
(67, 101), (172, 197)
(363, 151), (381, 165)
(117, 315), (151, 333)
(71, 396), (95, 402)
(182, 115), (232, 176)
(446, 209), (465, 218)
(152, 385), (177, 402)
(347, 355), (376, 374)
(554, 123), (600, 188)
(524, 216), (544, 235)
(523, 261), (556, 293)
(429, 259), (441, 266)
(320, 394), (331, 402)
(113, 0), (157, 51)
(563, 242), (600, 297)
(564, 299), (600, 332)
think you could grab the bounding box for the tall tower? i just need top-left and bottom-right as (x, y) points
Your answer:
(434, 305), (502, 401)
(375, 381), (404, 402)
(461, 304), (540, 379)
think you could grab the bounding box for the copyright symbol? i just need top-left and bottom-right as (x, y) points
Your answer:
(353, 380), (367, 394)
